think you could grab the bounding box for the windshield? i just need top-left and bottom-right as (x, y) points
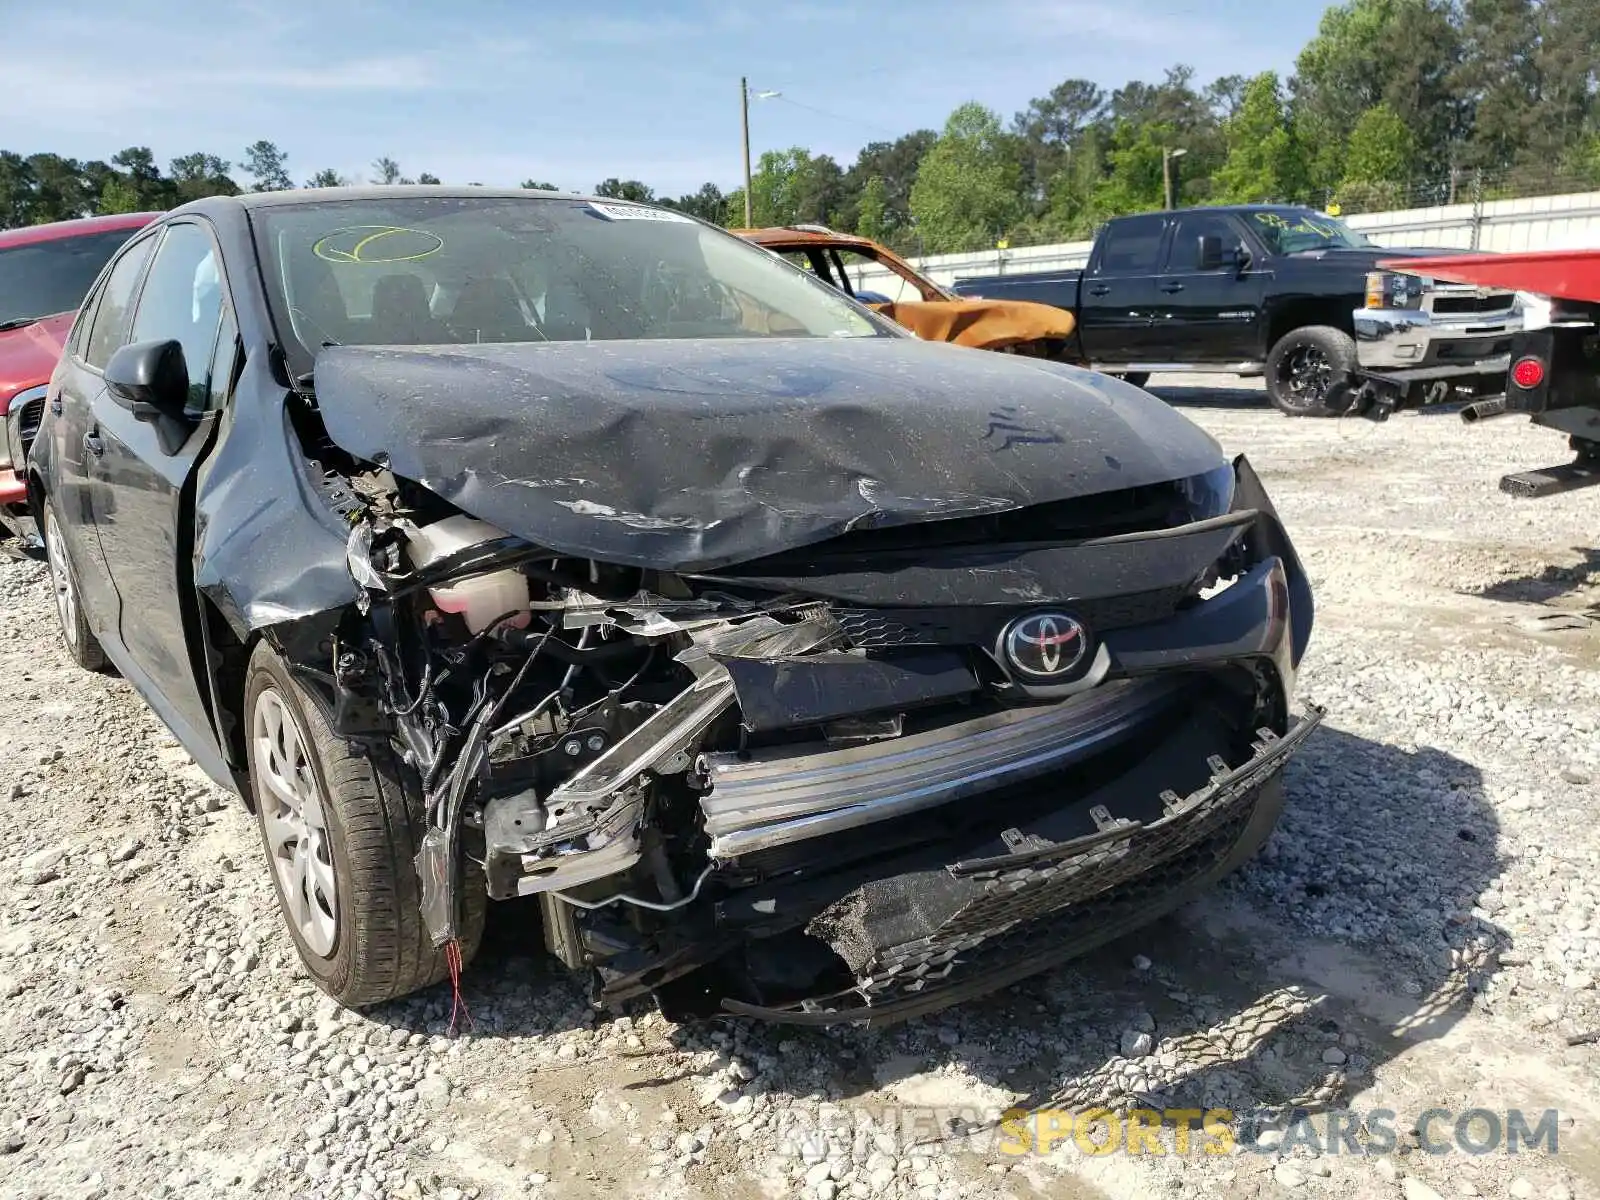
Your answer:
(0, 229), (139, 326)
(252, 196), (884, 377)
(1244, 210), (1374, 254)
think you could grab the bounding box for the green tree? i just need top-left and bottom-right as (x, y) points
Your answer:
(748, 148), (812, 226)
(594, 178), (655, 202)
(1204, 74), (1251, 121)
(1011, 79), (1105, 213)
(169, 153), (239, 203)
(371, 156), (407, 185)
(243, 140), (292, 191)
(1452, 0), (1539, 172)
(1092, 122), (1175, 216)
(417, 172), (442, 184)
(98, 175), (143, 215)
(111, 147), (171, 209)
(839, 130), (935, 241)
(909, 103), (1021, 253)
(1336, 103), (1417, 209)
(1039, 125), (1112, 240)
(1532, 0), (1600, 172)
(305, 169), (347, 188)
(520, 179), (559, 191)
(26, 154), (93, 221)
(0, 152), (35, 226)
(855, 175), (890, 242)
(669, 183), (727, 224)
(1100, 66), (1227, 206)
(1214, 73), (1306, 203)
(1292, 0), (1464, 191)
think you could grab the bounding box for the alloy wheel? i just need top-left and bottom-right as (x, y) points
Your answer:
(1277, 344), (1333, 412)
(252, 688), (339, 956)
(44, 509), (78, 650)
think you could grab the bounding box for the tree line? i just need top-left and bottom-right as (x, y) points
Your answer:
(3, 0), (1598, 254)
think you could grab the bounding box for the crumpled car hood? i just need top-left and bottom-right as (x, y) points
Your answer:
(313, 338), (1224, 572)
(868, 297), (1075, 351)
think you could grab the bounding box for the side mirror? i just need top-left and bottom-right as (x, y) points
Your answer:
(1197, 234), (1224, 271)
(105, 340), (191, 423)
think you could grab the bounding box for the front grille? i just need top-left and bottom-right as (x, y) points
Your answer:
(862, 811), (1253, 998)
(1433, 293), (1516, 317)
(1436, 337), (1513, 361)
(16, 395), (44, 456)
(834, 586), (1190, 650)
(854, 758), (1258, 1001)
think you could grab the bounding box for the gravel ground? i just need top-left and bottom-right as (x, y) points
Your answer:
(1, 376), (1597, 1200)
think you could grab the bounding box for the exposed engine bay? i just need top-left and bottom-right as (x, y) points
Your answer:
(287, 428), (1320, 1025)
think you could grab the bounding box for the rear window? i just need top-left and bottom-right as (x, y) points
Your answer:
(0, 229), (140, 326)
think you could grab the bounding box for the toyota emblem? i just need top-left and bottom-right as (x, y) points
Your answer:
(1001, 613), (1089, 680)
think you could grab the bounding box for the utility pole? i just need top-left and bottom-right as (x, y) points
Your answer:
(741, 76), (753, 228)
(1162, 147), (1188, 210)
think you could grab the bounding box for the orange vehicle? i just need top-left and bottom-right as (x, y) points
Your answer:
(736, 224), (1076, 358)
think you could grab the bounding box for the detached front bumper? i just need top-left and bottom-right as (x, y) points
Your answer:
(1352, 306), (1518, 383)
(721, 702), (1323, 1026)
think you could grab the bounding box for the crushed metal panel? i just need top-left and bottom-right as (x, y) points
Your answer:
(870, 298), (1076, 351)
(717, 649), (979, 732)
(191, 368), (361, 635)
(310, 338), (1228, 573)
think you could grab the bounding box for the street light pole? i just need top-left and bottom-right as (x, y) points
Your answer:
(741, 76), (753, 227)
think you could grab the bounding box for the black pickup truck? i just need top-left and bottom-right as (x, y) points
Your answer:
(951, 205), (1520, 417)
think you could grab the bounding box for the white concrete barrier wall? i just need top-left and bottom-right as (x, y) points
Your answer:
(848, 189), (1600, 297)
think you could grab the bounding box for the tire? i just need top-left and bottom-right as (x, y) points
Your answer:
(1265, 325), (1357, 417)
(42, 502), (106, 672)
(244, 641), (485, 1007)
(1110, 371), (1151, 389)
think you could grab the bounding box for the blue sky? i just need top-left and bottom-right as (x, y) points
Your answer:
(11, 0), (1330, 196)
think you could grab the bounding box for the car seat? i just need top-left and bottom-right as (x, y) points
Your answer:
(450, 277), (531, 343)
(370, 274), (441, 345)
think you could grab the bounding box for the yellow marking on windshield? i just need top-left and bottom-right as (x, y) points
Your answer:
(313, 226), (445, 264)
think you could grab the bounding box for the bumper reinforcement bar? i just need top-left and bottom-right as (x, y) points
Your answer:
(721, 703), (1325, 1026)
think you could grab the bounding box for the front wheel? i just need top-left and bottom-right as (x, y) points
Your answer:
(245, 641), (484, 1007)
(1109, 371), (1151, 389)
(1265, 326), (1357, 417)
(42, 503), (106, 671)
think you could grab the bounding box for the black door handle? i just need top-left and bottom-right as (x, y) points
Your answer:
(1159, 282), (1185, 294)
(83, 432), (104, 458)
(1088, 284), (1111, 297)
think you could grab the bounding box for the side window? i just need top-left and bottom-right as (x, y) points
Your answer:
(1168, 214), (1245, 272)
(835, 249), (929, 304)
(84, 237), (157, 370)
(206, 307), (240, 411)
(129, 224), (227, 412)
(68, 277), (106, 360)
(1097, 216), (1167, 275)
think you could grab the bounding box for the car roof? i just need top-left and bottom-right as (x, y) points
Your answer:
(178, 185), (612, 214)
(1116, 204), (1322, 221)
(735, 226), (886, 253)
(0, 211), (163, 250)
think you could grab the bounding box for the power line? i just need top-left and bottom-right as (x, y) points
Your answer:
(764, 94), (906, 140)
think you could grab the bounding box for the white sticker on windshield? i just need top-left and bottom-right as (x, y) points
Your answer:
(588, 202), (693, 223)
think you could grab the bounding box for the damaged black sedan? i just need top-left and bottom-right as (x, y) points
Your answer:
(27, 188), (1320, 1024)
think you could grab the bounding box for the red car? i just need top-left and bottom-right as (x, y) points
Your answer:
(2, 212), (162, 547)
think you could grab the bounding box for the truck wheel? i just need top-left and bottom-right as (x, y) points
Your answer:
(42, 503), (107, 672)
(1110, 372), (1151, 389)
(1265, 326), (1357, 417)
(245, 641), (485, 1007)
